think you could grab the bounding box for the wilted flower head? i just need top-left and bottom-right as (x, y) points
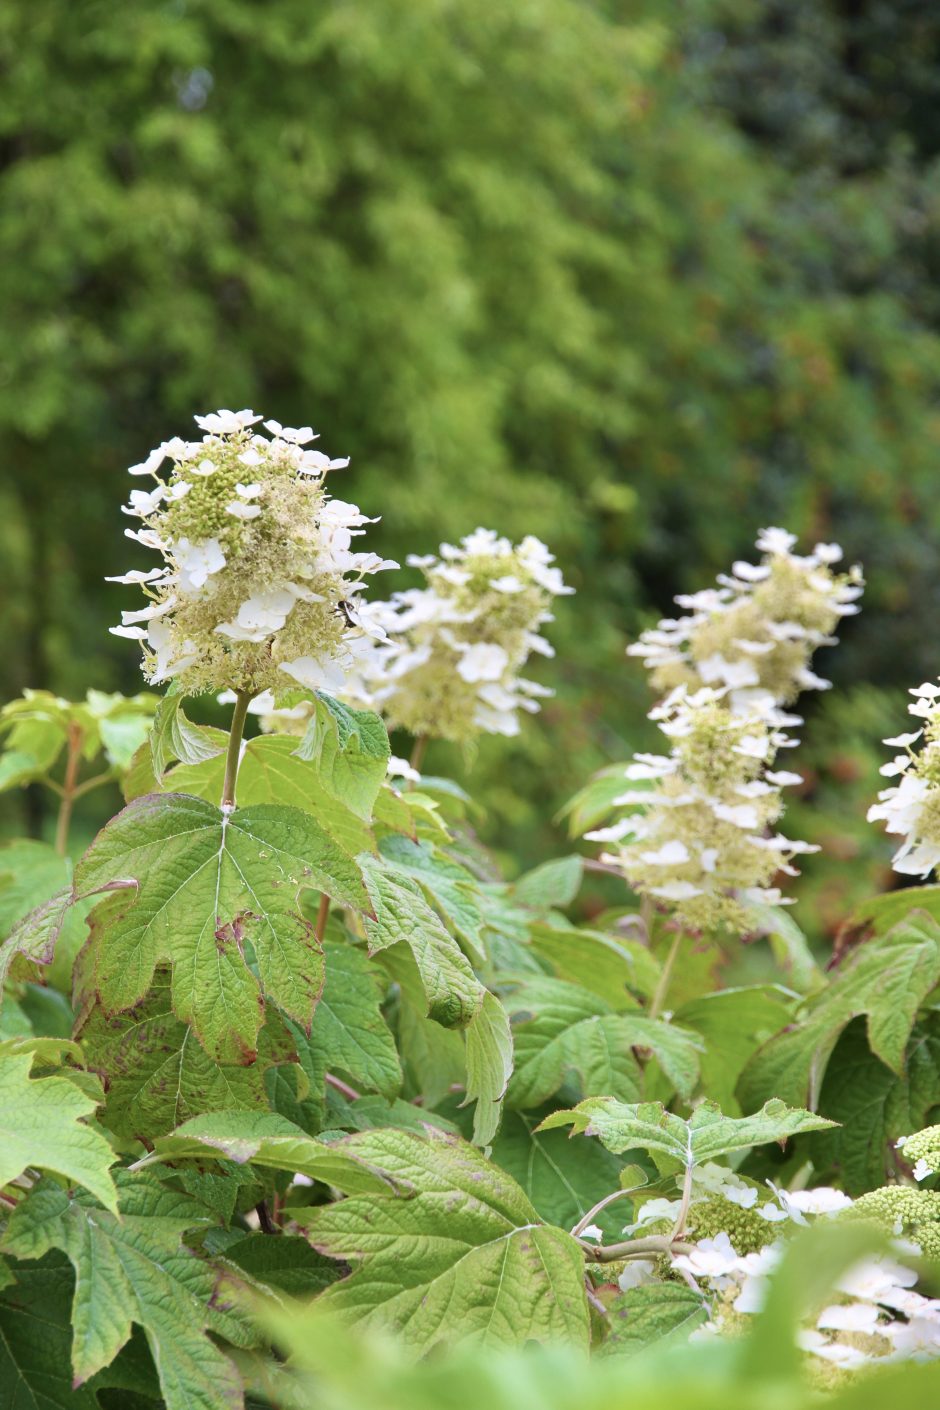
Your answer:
(109, 411), (396, 697)
(628, 528), (863, 710)
(345, 528), (572, 744)
(588, 685), (813, 930)
(868, 682), (940, 877)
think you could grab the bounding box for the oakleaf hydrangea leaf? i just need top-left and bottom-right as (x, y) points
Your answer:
(602, 1283), (707, 1357)
(740, 912), (940, 1110)
(151, 689), (224, 779)
(361, 855), (483, 1028)
(294, 693), (390, 821)
(76, 968), (299, 1140)
(0, 1050), (118, 1212)
(1, 1171), (243, 1410)
(298, 1126), (590, 1352)
(72, 792), (368, 1064)
(489, 1108), (629, 1238)
(303, 940), (402, 1099)
(540, 1097), (834, 1173)
(463, 990), (513, 1145)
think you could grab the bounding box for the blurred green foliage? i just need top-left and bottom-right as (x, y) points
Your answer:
(2, 0), (939, 876)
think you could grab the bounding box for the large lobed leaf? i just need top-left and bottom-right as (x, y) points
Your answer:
(0, 1049), (117, 1212)
(1, 1170), (244, 1410)
(540, 1097), (835, 1173)
(739, 912), (940, 1111)
(298, 1126), (591, 1353)
(71, 792), (369, 1064)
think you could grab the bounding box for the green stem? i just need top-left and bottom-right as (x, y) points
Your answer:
(586, 1234), (694, 1264)
(649, 928), (682, 1019)
(222, 690), (254, 809)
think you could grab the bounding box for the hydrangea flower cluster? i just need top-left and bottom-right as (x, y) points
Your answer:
(620, 1164), (939, 1368)
(342, 528), (572, 743)
(109, 410), (396, 697)
(628, 527), (863, 711)
(868, 683), (940, 876)
(897, 1124), (940, 1184)
(588, 685), (813, 930)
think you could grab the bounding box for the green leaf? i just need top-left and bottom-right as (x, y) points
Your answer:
(530, 922), (658, 1006)
(512, 856), (583, 911)
(463, 990), (513, 1145)
(156, 735), (374, 858)
(540, 1097), (835, 1172)
(503, 977), (701, 1108)
(395, 978), (467, 1107)
(739, 912), (940, 1111)
(489, 1107), (630, 1238)
(136, 1112), (407, 1195)
(0, 692), (68, 790)
(305, 941), (402, 1099)
(0, 840), (93, 993)
(219, 1232), (338, 1298)
(0, 1049), (117, 1211)
(0, 839), (69, 938)
(77, 968), (299, 1140)
(361, 855), (483, 1029)
(294, 693), (389, 821)
(1, 1171), (242, 1410)
(379, 834), (486, 960)
(0, 1252), (105, 1408)
(844, 885), (940, 937)
(73, 792), (368, 1064)
(601, 1283), (707, 1357)
(298, 1126), (590, 1352)
(740, 901), (822, 994)
(556, 763), (642, 838)
(150, 690), (225, 780)
(674, 986), (796, 1115)
(807, 1016), (940, 1195)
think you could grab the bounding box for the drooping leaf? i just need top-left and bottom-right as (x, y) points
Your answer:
(489, 1107), (630, 1239)
(807, 1017), (940, 1195)
(0, 1252), (106, 1408)
(540, 1097), (835, 1174)
(394, 976), (467, 1107)
(298, 1126), (590, 1353)
(150, 689), (224, 780)
(530, 922), (658, 1006)
(72, 792), (368, 1064)
(739, 913), (940, 1111)
(0, 1049), (117, 1212)
(601, 1283), (708, 1357)
(674, 986), (796, 1115)
(463, 990), (513, 1145)
(378, 834), (486, 960)
(76, 968), (299, 1141)
(503, 976), (701, 1109)
(294, 693), (389, 821)
(135, 1112), (406, 1195)
(1, 1171), (243, 1410)
(361, 855), (483, 1029)
(302, 941), (402, 1100)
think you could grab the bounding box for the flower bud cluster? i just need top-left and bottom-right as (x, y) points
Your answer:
(897, 1124), (940, 1183)
(868, 686), (940, 877)
(343, 528), (572, 743)
(588, 685), (813, 930)
(628, 527), (862, 710)
(110, 410), (396, 697)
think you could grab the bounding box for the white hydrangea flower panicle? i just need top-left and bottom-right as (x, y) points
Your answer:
(628, 527), (863, 709)
(869, 684), (940, 878)
(344, 527), (572, 745)
(110, 410), (397, 697)
(591, 684), (814, 930)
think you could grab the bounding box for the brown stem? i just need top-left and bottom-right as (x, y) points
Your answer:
(408, 734), (427, 774)
(570, 1186), (636, 1238)
(222, 690), (253, 808)
(325, 1072), (361, 1102)
(255, 1200), (277, 1235)
(315, 892), (330, 944)
(54, 721), (84, 857)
